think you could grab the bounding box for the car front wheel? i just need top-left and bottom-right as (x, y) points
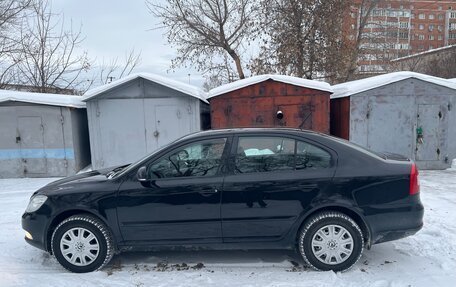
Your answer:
(298, 211), (364, 272)
(51, 214), (114, 273)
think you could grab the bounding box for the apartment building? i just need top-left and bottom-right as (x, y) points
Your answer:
(346, 0), (456, 75)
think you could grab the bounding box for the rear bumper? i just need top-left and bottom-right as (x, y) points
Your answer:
(373, 224), (423, 244)
(363, 198), (424, 245)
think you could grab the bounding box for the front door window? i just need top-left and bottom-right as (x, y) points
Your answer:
(148, 138), (227, 178)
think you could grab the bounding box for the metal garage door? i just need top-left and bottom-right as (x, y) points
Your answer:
(415, 104), (444, 161)
(17, 116), (47, 175)
(144, 101), (193, 153)
(97, 99), (147, 167)
(366, 96), (413, 158)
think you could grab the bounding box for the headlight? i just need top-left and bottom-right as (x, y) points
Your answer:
(25, 195), (48, 213)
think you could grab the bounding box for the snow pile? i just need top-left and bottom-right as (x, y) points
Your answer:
(1, 171), (456, 287)
(450, 158), (456, 170)
(208, 74), (333, 99)
(0, 90), (85, 108)
(83, 73), (208, 103)
(332, 71), (456, 99)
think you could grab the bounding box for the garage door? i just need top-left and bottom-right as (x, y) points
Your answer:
(17, 116), (47, 175)
(415, 104), (443, 161)
(366, 96), (413, 158)
(144, 100), (193, 153)
(98, 99), (147, 167)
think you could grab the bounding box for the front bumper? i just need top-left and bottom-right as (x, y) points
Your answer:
(22, 212), (49, 252)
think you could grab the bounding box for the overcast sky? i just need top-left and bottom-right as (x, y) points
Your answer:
(52, 0), (204, 86)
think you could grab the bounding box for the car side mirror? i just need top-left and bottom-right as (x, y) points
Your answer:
(136, 166), (149, 182)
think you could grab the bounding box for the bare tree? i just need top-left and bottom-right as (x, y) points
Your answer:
(201, 53), (237, 90)
(0, 0), (31, 87)
(98, 49), (141, 84)
(249, 0), (348, 80)
(10, 0), (91, 94)
(341, 0), (384, 82)
(390, 49), (456, 79)
(424, 50), (456, 79)
(147, 0), (259, 81)
(389, 55), (423, 72)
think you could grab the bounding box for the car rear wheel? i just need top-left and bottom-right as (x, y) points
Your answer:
(51, 214), (114, 273)
(298, 211), (363, 272)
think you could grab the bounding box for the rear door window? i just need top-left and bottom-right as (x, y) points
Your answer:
(235, 137), (295, 174)
(296, 141), (331, 169)
(235, 136), (332, 174)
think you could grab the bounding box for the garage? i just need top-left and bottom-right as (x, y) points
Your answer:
(207, 75), (332, 133)
(330, 71), (456, 169)
(0, 90), (90, 178)
(83, 73), (209, 169)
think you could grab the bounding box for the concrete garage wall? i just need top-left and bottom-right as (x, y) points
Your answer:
(85, 77), (204, 169)
(348, 79), (455, 169)
(0, 103), (90, 178)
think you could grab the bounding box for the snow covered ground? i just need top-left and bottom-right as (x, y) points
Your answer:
(1, 171), (455, 287)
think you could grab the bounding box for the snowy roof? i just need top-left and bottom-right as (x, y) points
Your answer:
(83, 73), (208, 103)
(0, 90), (85, 108)
(449, 78), (456, 83)
(331, 71), (456, 99)
(207, 74), (332, 99)
(391, 44), (456, 62)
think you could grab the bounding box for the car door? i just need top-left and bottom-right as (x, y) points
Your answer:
(221, 134), (336, 242)
(116, 136), (231, 245)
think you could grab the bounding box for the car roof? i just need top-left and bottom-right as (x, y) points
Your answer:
(180, 128), (323, 140)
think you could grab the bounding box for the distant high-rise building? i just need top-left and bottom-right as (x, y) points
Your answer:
(345, 0), (456, 75)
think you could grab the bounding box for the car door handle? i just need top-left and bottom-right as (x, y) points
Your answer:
(199, 188), (219, 196)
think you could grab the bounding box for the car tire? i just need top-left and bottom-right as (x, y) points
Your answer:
(298, 211), (364, 272)
(51, 214), (114, 273)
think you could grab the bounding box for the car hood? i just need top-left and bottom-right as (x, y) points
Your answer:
(36, 165), (129, 195)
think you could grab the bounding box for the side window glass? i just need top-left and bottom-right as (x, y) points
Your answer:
(148, 138), (227, 178)
(235, 137), (295, 174)
(296, 141), (331, 169)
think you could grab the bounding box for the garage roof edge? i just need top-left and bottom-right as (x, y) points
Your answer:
(82, 73), (208, 103)
(0, 90), (85, 108)
(331, 72), (456, 99)
(207, 74), (333, 99)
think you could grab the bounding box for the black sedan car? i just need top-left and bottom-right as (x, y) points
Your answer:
(22, 128), (424, 273)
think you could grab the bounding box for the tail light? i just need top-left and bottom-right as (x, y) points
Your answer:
(409, 163), (420, 195)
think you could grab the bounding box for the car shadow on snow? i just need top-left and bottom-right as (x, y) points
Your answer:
(104, 249), (307, 274)
(102, 242), (403, 275)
